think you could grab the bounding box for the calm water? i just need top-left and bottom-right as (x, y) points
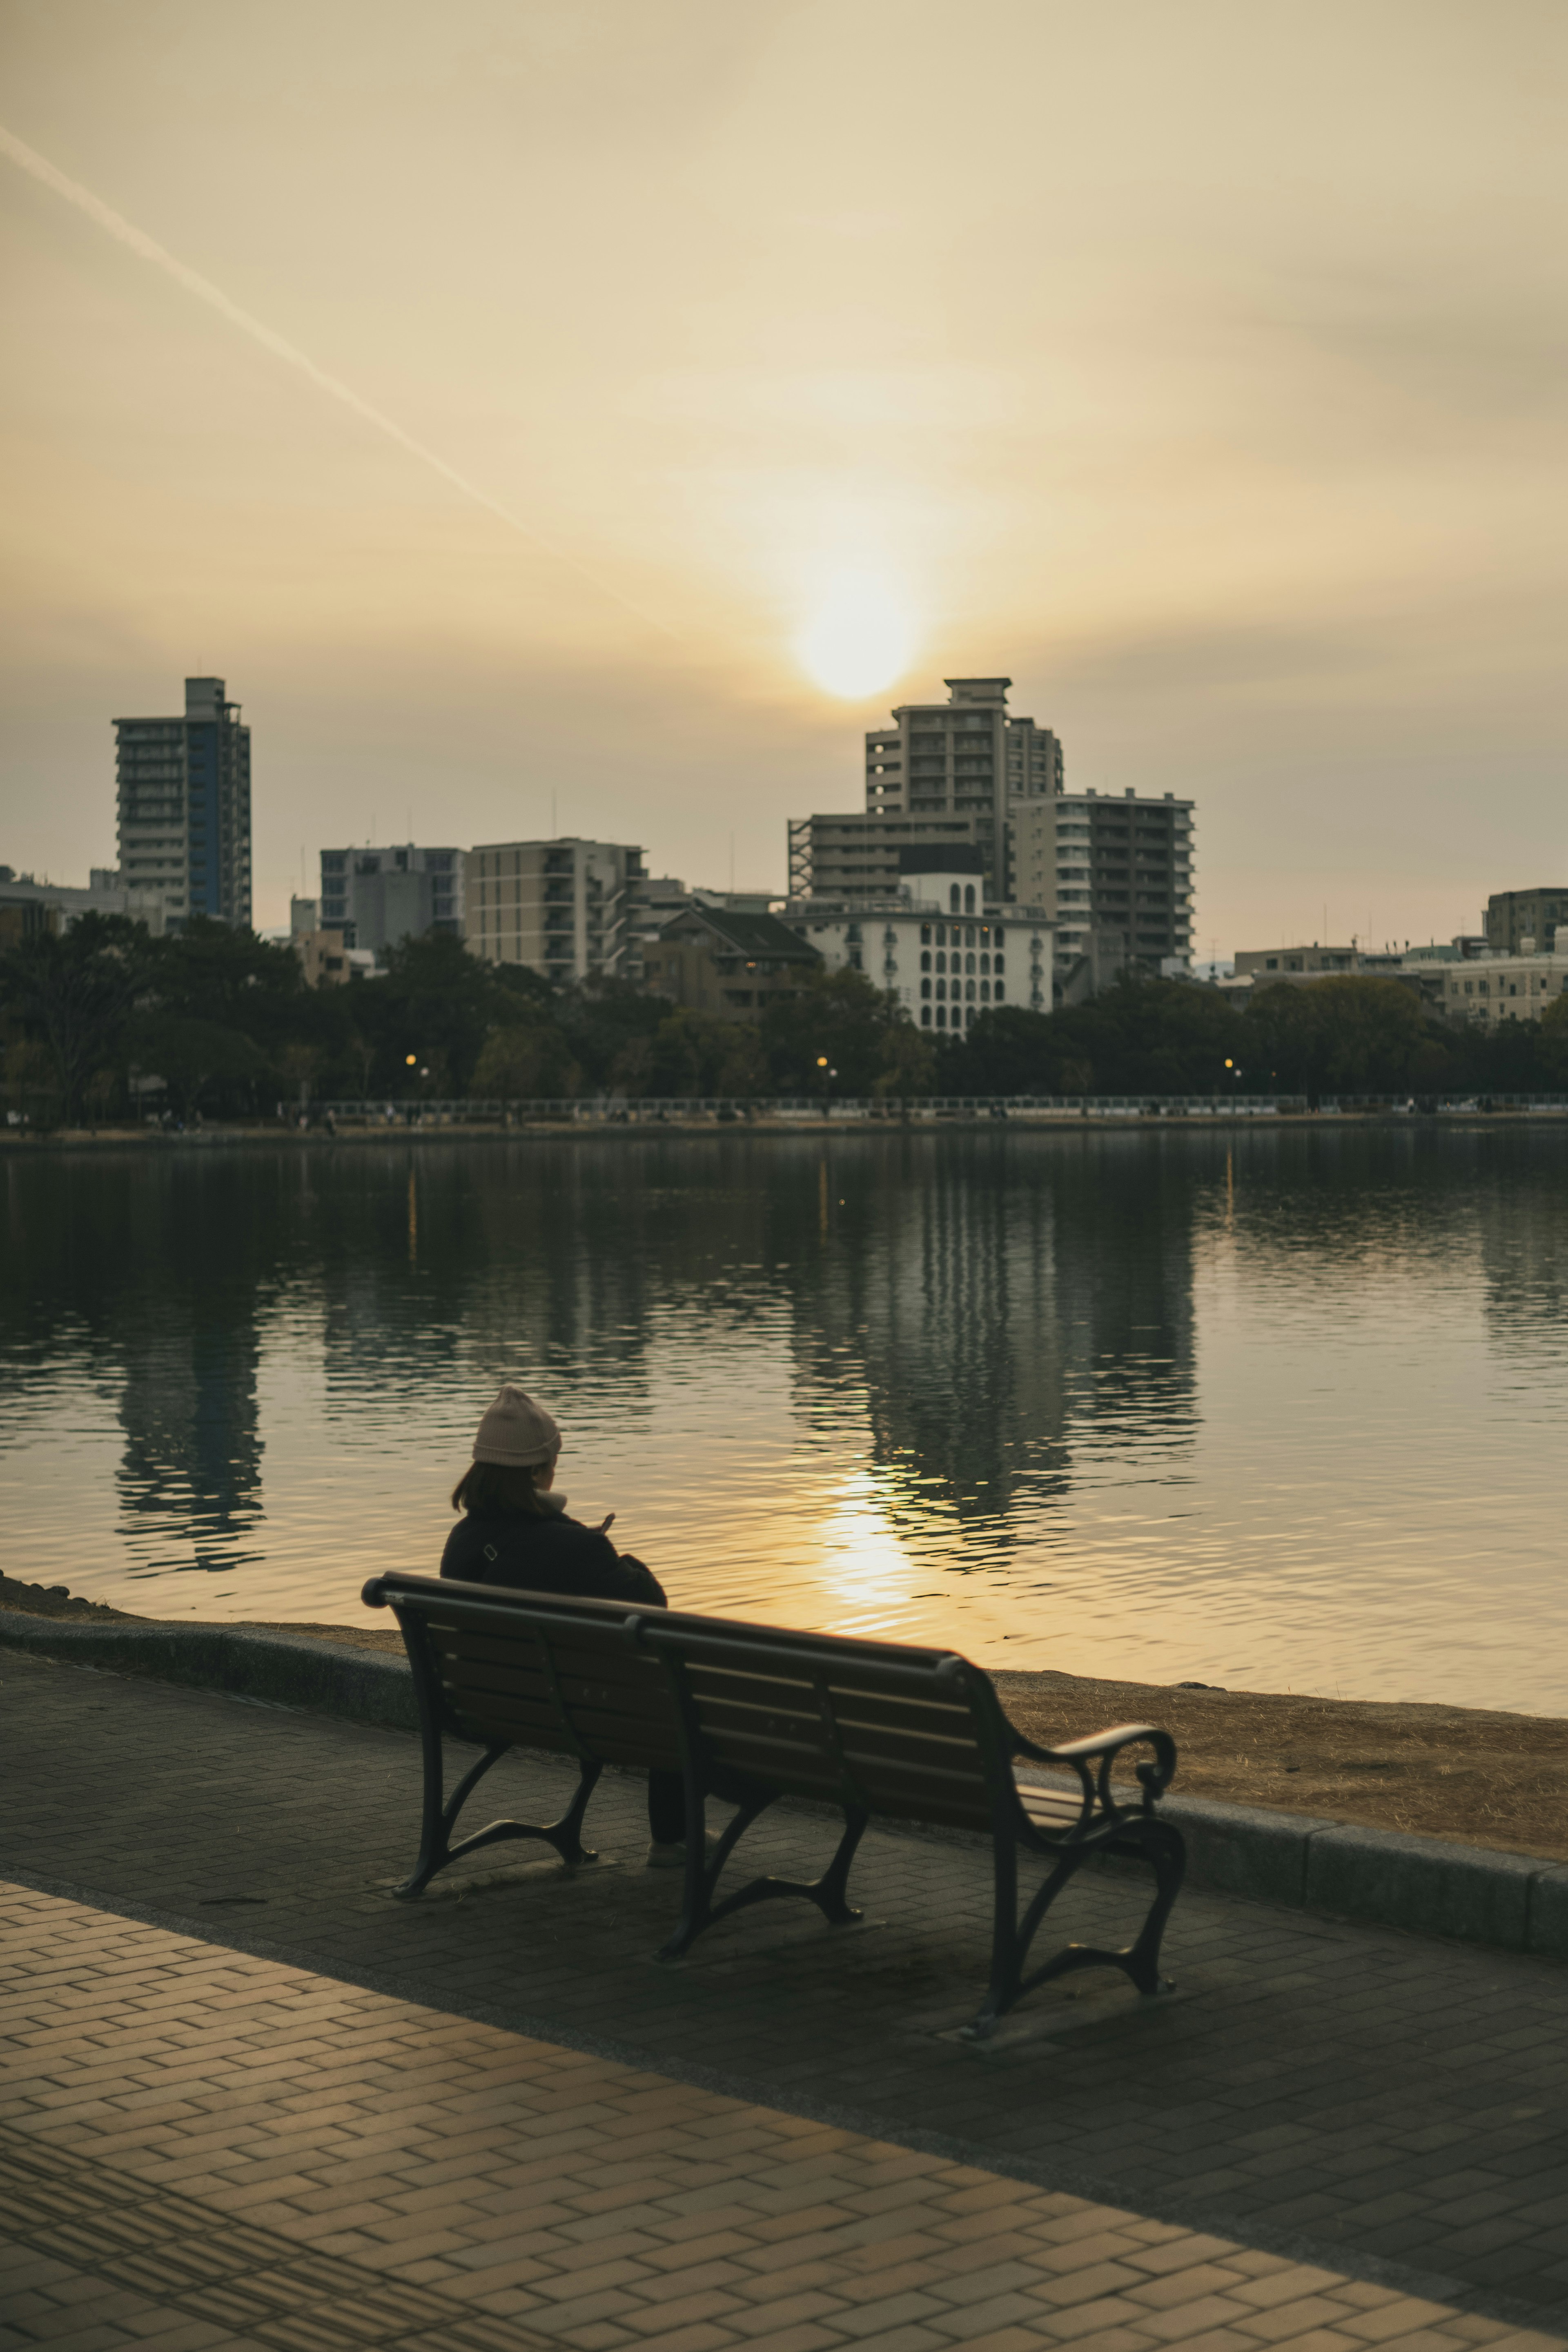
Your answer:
(4, 1129), (1566, 1710)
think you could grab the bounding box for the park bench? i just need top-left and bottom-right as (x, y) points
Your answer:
(362, 1570), (1185, 2037)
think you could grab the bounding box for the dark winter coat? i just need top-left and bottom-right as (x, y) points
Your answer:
(439, 1497), (666, 1608)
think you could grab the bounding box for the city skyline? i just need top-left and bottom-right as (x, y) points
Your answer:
(2, 1), (1564, 953)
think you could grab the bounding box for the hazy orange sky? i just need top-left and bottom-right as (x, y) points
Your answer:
(2, 0), (1563, 950)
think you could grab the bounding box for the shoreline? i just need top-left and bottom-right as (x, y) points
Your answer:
(7, 1576), (1566, 1865)
(7, 1110), (1568, 1151)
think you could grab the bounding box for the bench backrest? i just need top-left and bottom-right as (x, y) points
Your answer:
(367, 1576), (684, 1770)
(637, 1619), (1001, 1831)
(363, 1574), (1011, 1830)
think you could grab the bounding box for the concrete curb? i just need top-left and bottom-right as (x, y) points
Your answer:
(0, 1612), (417, 1733)
(6, 1611), (1564, 1964)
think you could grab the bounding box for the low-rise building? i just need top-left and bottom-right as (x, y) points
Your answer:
(1437, 952), (1568, 1024)
(465, 838), (641, 985)
(0, 865), (169, 941)
(622, 878), (779, 985)
(292, 928), (374, 986)
(784, 853), (1054, 1033)
(1235, 945), (1363, 979)
(642, 907), (820, 1019)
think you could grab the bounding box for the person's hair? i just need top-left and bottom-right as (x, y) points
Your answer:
(451, 1459), (552, 1516)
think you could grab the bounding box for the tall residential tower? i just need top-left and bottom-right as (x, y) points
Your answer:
(114, 676), (252, 931)
(864, 676), (1063, 897)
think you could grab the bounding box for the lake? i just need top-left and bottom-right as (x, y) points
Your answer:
(4, 1126), (1566, 1712)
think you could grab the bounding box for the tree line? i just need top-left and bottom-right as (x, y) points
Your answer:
(2, 914), (1564, 1126)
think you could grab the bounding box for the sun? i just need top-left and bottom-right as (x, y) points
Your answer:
(796, 573), (915, 700)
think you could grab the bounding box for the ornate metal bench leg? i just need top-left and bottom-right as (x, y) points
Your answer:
(656, 1793), (772, 1961)
(1123, 1819), (1185, 1995)
(967, 1820), (1027, 2040)
(396, 1739), (508, 1900)
(543, 1759), (602, 1866)
(812, 1806), (869, 1924)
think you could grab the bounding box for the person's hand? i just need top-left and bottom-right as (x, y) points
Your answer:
(596, 1512), (616, 1535)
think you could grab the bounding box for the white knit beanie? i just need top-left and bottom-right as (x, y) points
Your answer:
(472, 1385), (561, 1468)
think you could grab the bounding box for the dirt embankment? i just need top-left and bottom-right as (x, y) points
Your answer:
(7, 1577), (1566, 1862)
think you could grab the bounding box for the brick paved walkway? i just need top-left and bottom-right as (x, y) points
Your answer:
(4, 1648), (1568, 2340)
(4, 1886), (1560, 2352)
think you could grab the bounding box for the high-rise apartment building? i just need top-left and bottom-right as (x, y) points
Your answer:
(863, 676), (1063, 896)
(1011, 790), (1194, 977)
(790, 676), (1059, 908)
(786, 813), (982, 902)
(465, 838), (643, 985)
(115, 677), (252, 930)
(317, 845), (465, 959)
(791, 669), (1195, 989)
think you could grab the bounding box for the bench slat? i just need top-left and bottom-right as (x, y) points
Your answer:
(428, 1625), (658, 1682)
(431, 1650), (674, 1718)
(684, 1667), (974, 1741)
(692, 1693), (989, 1783)
(679, 1647), (956, 1704)
(437, 1681), (679, 1749)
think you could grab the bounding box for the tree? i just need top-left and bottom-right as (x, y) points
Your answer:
(1539, 992), (1568, 1083)
(609, 1008), (768, 1098)
(873, 1017), (937, 1100)
(761, 968), (911, 1096)
(937, 1006), (1059, 1095)
(942, 978), (1250, 1098)
(555, 978), (666, 1090)
(472, 1021), (582, 1101)
(125, 1012), (266, 1118)
(363, 932), (515, 1095)
(0, 914), (151, 1122)
(1246, 977), (1434, 1093)
(143, 919), (307, 1041)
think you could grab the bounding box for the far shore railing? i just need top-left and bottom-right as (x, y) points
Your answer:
(296, 1092), (1568, 1124)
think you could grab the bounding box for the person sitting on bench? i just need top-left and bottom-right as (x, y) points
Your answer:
(441, 1384), (686, 1868)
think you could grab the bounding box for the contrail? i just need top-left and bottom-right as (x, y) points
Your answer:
(0, 123), (672, 635)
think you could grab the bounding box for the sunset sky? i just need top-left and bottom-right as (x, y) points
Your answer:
(1, 0), (1563, 950)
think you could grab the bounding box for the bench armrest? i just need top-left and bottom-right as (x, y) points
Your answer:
(1011, 1721), (1177, 1817)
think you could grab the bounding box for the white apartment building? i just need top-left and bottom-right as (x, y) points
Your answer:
(785, 857), (1054, 1032)
(1436, 952), (1568, 1024)
(465, 837), (643, 985)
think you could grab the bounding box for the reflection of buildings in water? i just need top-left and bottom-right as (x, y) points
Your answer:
(787, 1142), (1198, 1532)
(312, 1143), (784, 1422)
(1476, 1153), (1568, 1354)
(117, 1313), (264, 1569)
